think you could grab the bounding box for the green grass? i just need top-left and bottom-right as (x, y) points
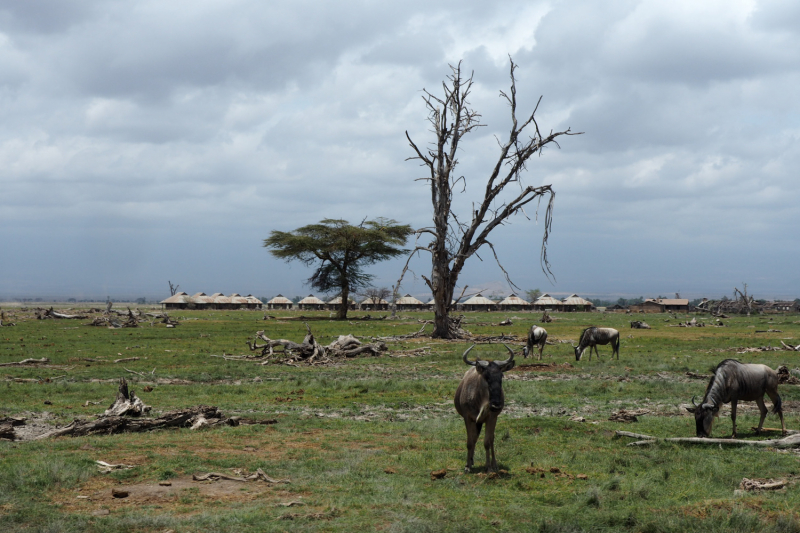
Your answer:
(1, 308), (800, 531)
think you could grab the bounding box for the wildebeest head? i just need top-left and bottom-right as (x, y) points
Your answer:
(685, 396), (717, 437)
(463, 344), (515, 412)
(572, 343), (583, 361)
(522, 346), (529, 358)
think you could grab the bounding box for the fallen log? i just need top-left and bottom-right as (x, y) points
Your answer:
(630, 320), (651, 329)
(781, 341), (800, 351)
(34, 405), (227, 439)
(193, 468), (289, 484)
(740, 478), (787, 491)
(616, 430), (800, 448)
(36, 307), (88, 320)
(96, 460), (135, 473)
(0, 357), (50, 367)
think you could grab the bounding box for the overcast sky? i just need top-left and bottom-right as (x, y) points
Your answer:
(1, 0), (798, 302)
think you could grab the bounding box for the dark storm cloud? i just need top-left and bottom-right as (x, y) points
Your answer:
(0, 0), (797, 300)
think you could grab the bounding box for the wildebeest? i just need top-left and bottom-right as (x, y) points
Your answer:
(686, 359), (786, 438)
(454, 344), (515, 473)
(574, 327), (620, 361)
(522, 325), (548, 360)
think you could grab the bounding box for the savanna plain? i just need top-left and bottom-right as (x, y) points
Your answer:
(2, 306), (800, 532)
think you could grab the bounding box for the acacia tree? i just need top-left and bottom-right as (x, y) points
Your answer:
(264, 218), (413, 319)
(404, 59), (580, 338)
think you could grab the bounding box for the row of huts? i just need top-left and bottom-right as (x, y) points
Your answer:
(267, 292), (594, 312)
(160, 292), (264, 310)
(160, 291), (595, 312)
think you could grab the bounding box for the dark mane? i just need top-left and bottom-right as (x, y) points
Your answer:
(579, 327), (595, 341)
(703, 359), (742, 399)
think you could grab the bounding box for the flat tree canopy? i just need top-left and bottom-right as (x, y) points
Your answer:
(264, 218), (413, 319)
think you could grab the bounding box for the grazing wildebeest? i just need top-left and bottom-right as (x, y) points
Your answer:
(574, 327), (620, 361)
(686, 359), (786, 438)
(522, 325), (548, 360)
(454, 344), (515, 473)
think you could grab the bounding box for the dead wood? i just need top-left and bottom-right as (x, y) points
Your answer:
(375, 323), (431, 341)
(608, 409), (649, 423)
(776, 365), (800, 385)
(736, 346), (781, 353)
(0, 311), (15, 327)
(0, 357), (50, 367)
(36, 307), (88, 320)
(630, 320), (650, 329)
(0, 416), (26, 440)
(615, 430), (800, 448)
(470, 334), (521, 343)
(780, 341), (800, 351)
(104, 377), (150, 417)
(541, 310), (553, 323)
(685, 372), (710, 380)
(193, 468), (289, 484)
(740, 478), (787, 491)
(755, 329), (783, 333)
(498, 318), (513, 326)
(246, 324), (386, 364)
(34, 405), (229, 439)
(87, 308), (140, 328)
(387, 347), (432, 358)
(114, 357), (140, 363)
(96, 460), (135, 473)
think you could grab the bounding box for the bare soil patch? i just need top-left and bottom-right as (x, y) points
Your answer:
(55, 474), (296, 515)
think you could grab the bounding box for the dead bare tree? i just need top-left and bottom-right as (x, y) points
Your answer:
(168, 281), (179, 296)
(404, 59), (580, 338)
(734, 283), (753, 316)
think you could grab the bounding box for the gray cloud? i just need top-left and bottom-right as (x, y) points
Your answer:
(0, 0), (797, 301)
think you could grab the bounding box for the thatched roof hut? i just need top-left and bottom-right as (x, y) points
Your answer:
(160, 292), (193, 309)
(160, 292), (262, 310)
(562, 294), (593, 312)
(462, 294), (497, 312)
(297, 294), (325, 310)
(396, 294), (424, 311)
(267, 294), (293, 310)
(326, 296), (357, 310)
(360, 297), (389, 311)
(497, 294), (531, 311)
(532, 293), (562, 311)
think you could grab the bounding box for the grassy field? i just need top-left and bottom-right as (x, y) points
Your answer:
(2, 307), (800, 532)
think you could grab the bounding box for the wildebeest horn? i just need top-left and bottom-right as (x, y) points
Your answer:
(496, 343), (515, 366)
(462, 344), (477, 366)
(691, 396), (699, 407)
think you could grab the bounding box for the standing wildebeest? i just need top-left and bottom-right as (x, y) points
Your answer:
(454, 344), (515, 473)
(574, 327), (620, 361)
(522, 325), (548, 360)
(686, 359), (786, 438)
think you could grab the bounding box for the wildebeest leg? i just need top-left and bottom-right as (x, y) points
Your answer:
(592, 345), (599, 361)
(730, 400), (738, 438)
(755, 397), (768, 435)
(765, 389), (787, 435)
(464, 419), (481, 473)
(483, 416), (498, 473)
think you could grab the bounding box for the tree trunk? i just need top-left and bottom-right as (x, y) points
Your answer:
(337, 283), (350, 320)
